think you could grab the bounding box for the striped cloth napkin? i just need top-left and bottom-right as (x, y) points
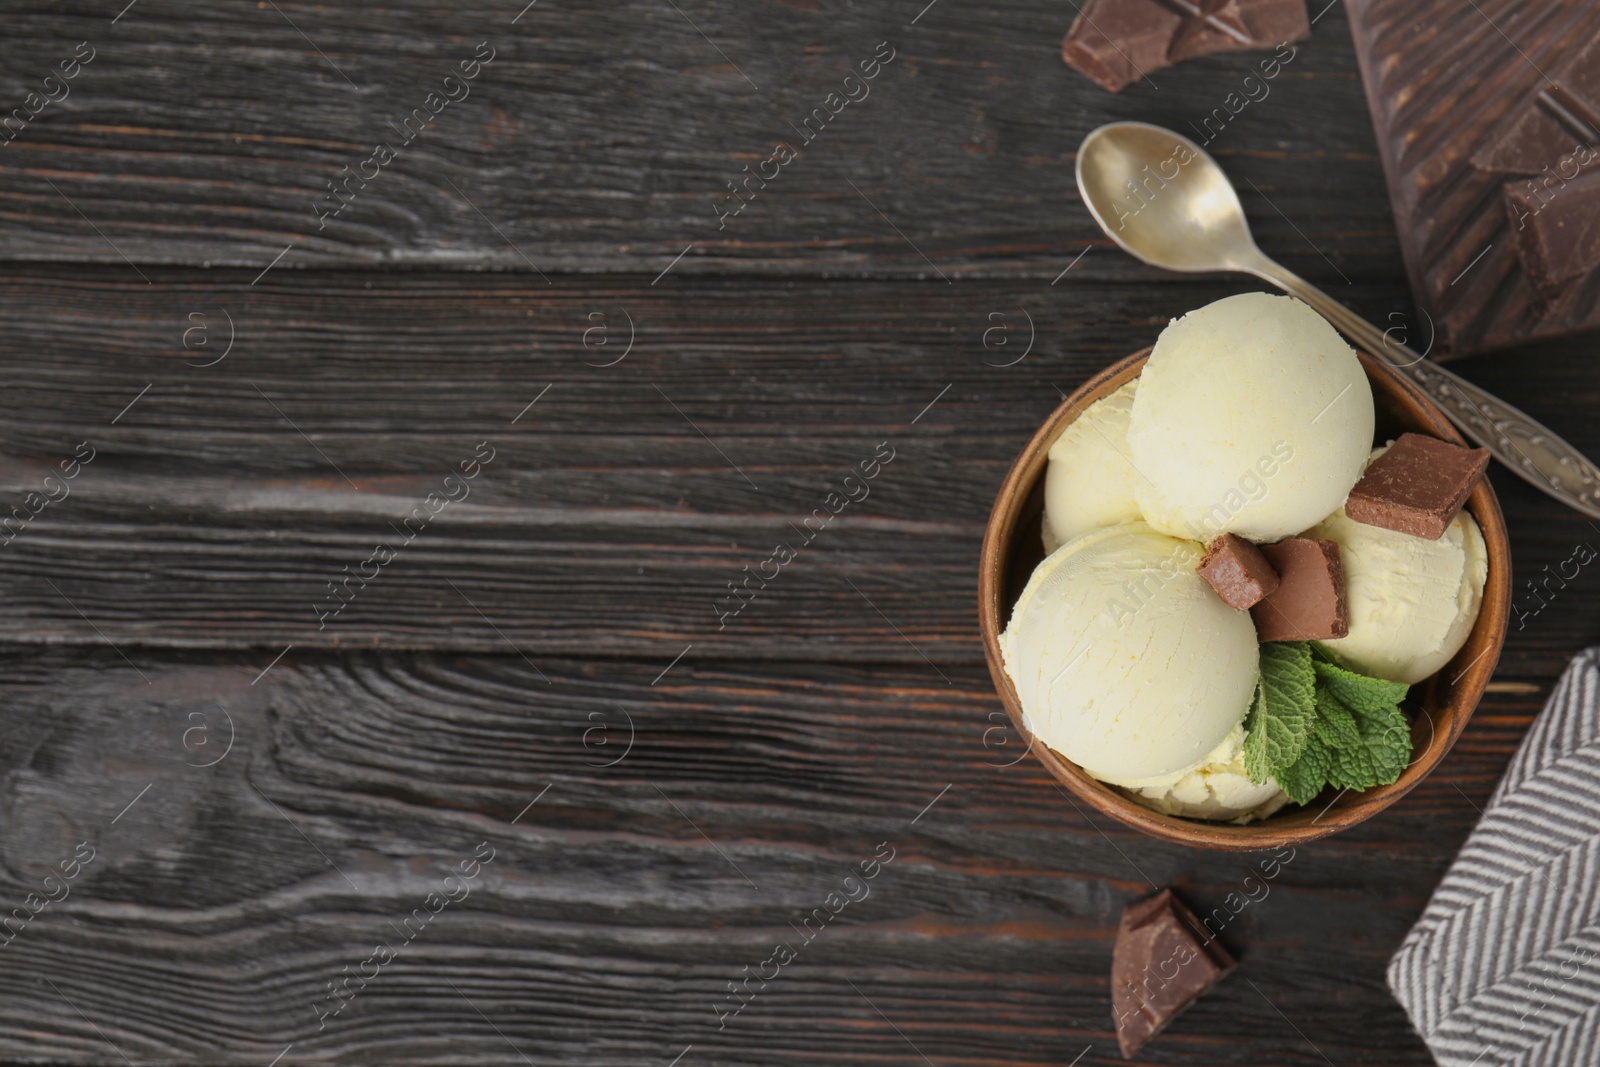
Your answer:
(1389, 648), (1600, 1066)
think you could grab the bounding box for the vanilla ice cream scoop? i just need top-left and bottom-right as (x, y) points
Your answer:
(999, 523), (1260, 787)
(1128, 292), (1374, 544)
(1043, 379), (1147, 551)
(1306, 469), (1487, 685)
(1126, 724), (1289, 823)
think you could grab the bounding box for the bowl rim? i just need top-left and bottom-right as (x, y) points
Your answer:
(977, 347), (1512, 850)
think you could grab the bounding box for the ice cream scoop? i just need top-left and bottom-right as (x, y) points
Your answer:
(1043, 379), (1146, 550)
(1000, 523), (1260, 787)
(1126, 724), (1289, 823)
(1306, 458), (1487, 684)
(1127, 292), (1374, 543)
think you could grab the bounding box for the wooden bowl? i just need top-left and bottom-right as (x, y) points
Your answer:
(978, 349), (1511, 850)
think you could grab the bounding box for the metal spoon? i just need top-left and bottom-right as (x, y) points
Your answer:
(1075, 120), (1600, 520)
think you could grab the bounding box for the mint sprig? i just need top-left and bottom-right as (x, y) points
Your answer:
(1243, 641), (1412, 804)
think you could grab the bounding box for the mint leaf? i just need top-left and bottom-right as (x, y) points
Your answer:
(1311, 655), (1410, 714)
(1325, 696), (1410, 791)
(1276, 733), (1333, 806)
(1243, 641), (1316, 785)
(1243, 683), (1267, 783)
(1309, 652), (1412, 790)
(1311, 691), (1360, 750)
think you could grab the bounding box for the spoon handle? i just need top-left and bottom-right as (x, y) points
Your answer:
(1246, 259), (1600, 520)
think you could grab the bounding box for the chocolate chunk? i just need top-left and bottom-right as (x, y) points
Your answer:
(1505, 166), (1600, 307)
(1061, 0), (1308, 94)
(1472, 32), (1600, 176)
(1251, 537), (1347, 642)
(1198, 533), (1280, 609)
(1345, 433), (1490, 541)
(1062, 0), (1182, 93)
(1111, 889), (1236, 1058)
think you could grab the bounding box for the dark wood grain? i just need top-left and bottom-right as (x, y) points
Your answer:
(0, 266), (1589, 664)
(0, 0), (1399, 284)
(1346, 0), (1600, 355)
(0, 647), (1555, 1066)
(0, 268), (1446, 657)
(0, 0), (1594, 1063)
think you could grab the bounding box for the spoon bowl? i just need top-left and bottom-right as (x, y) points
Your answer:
(1076, 121), (1261, 275)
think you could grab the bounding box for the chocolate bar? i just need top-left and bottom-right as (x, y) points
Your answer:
(1344, 433), (1490, 541)
(1346, 2), (1600, 354)
(1198, 533), (1280, 610)
(1062, 0), (1308, 93)
(1111, 889), (1236, 1058)
(1251, 537), (1348, 642)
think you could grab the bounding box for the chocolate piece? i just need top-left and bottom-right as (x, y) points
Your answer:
(1344, 433), (1490, 541)
(1061, 0), (1308, 94)
(1505, 166), (1600, 308)
(1111, 889), (1236, 1058)
(1346, 4), (1600, 355)
(1472, 33), (1600, 176)
(1198, 533), (1280, 609)
(1062, 0), (1182, 93)
(1251, 537), (1347, 642)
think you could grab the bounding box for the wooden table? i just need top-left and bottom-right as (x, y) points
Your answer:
(0, 3), (1591, 1064)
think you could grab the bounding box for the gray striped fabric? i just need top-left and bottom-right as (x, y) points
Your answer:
(1389, 648), (1600, 1067)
